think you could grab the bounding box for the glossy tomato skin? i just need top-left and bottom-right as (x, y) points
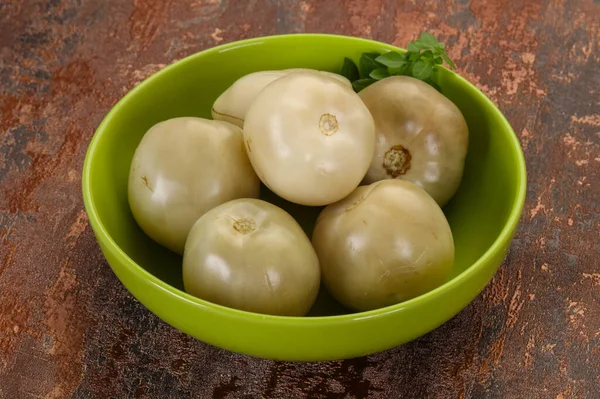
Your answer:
(283, 68), (352, 87)
(128, 117), (259, 254)
(183, 198), (321, 316)
(312, 179), (454, 312)
(211, 71), (287, 128)
(243, 71), (376, 206)
(359, 76), (469, 207)
(211, 69), (351, 128)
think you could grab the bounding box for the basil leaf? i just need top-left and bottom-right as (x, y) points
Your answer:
(420, 50), (434, 62)
(407, 42), (420, 53)
(419, 32), (439, 47)
(375, 51), (407, 68)
(388, 64), (409, 75)
(412, 61), (433, 80)
(340, 57), (360, 82)
(352, 78), (376, 92)
(359, 53), (382, 79)
(411, 40), (432, 51)
(369, 68), (390, 80)
(408, 51), (421, 62)
(441, 53), (457, 69)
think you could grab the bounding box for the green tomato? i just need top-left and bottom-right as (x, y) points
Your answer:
(311, 179), (454, 312)
(128, 117), (260, 254)
(183, 198), (321, 316)
(211, 69), (350, 128)
(243, 71), (376, 206)
(359, 76), (469, 207)
(282, 68), (352, 87)
(211, 71), (287, 128)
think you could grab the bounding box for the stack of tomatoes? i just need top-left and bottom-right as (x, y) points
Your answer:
(128, 68), (468, 316)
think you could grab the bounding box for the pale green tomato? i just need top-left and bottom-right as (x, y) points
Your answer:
(243, 71), (376, 206)
(359, 76), (469, 207)
(211, 71), (287, 128)
(211, 69), (351, 128)
(183, 198), (320, 316)
(283, 68), (352, 87)
(311, 179), (454, 312)
(128, 117), (260, 254)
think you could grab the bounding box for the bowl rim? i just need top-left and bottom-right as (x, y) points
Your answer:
(82, 33), (527, 324)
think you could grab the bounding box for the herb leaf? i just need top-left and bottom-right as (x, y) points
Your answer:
(388, 64), (409, 75)
(420, 50), (434, 62)
(339, 32), (456, 92)
(369, 68), (390, 80)
(340, 57), (359, 82)
(418, 32), (438, 47)
(359, 53), (383, 78)
(375, 52), (407, 68)
(407, 42), (420, 53)
(352, 78), (377, 92)
(412, 61), (433, 80)
(408, 51), (421, 62)
(441, 53), (456, 70)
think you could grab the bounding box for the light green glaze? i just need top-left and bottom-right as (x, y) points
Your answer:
(82, 34), (527, 361)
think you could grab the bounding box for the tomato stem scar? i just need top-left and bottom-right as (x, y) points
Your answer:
(383, 145), (412, 177)
(233, 218), (257, 234)
(319, 113), (339, 136)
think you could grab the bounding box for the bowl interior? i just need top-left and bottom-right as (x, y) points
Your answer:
(86, 35), (523, 317)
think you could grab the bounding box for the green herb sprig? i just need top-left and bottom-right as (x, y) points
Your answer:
(340, 32), (456, 92)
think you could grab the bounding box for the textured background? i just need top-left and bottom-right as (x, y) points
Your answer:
(1, 0), (599, 398)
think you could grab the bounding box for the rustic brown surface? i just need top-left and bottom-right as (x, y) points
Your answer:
(1, 0), (599, 398)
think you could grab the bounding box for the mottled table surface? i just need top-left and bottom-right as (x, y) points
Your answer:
(1, 0), (599, 398)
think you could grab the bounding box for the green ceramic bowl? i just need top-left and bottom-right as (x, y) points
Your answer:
(82, 34), (526, 361)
